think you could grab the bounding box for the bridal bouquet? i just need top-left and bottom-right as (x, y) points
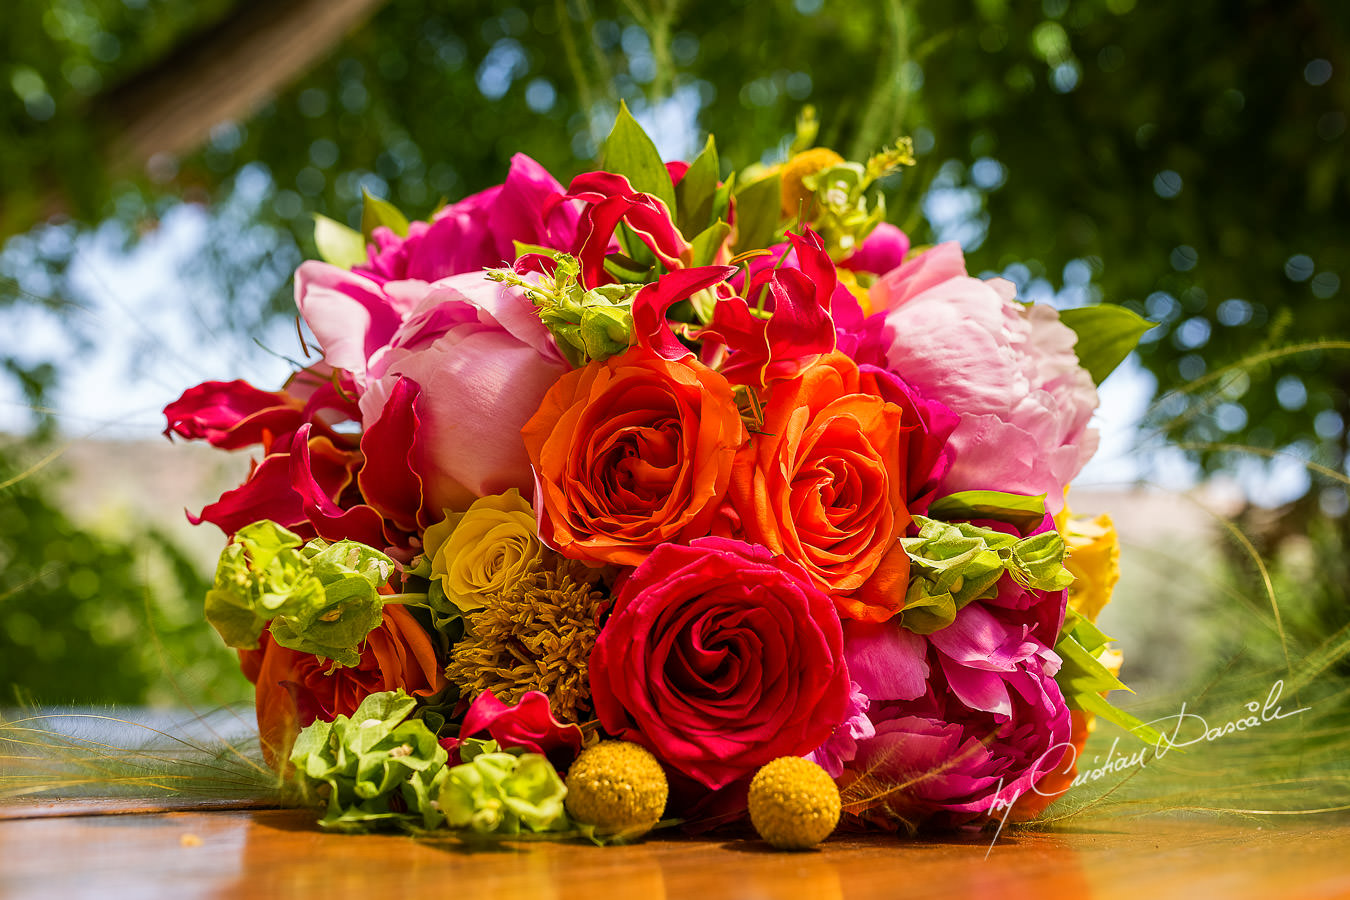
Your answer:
(164, 107), (1154, 845)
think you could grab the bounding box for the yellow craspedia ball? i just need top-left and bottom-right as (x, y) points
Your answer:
(564, 741), (668, 837)
(780, 147), (846, 220)
(748, 756), (841, 850)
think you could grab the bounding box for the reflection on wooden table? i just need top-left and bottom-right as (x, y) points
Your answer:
(1, 802), (1347, 900)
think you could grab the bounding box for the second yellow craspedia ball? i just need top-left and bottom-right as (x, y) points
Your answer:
(748, 756), (842, 850)
(564, 740), (668, 838)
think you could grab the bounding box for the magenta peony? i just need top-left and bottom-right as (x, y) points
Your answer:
(842, 603), (1072, 820)
(354, 154), (580, 283)
(840, 222), (911, 277)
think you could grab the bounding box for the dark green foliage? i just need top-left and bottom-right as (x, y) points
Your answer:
(5, 0), (1347, 487)
(0, 447), (249, 706)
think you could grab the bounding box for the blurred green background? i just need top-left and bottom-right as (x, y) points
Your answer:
(1, 0), (1347, 706)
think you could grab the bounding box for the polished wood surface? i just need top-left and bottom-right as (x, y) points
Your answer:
(2, 804), (1348, 900)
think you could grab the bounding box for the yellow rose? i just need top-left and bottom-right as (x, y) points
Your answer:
(422, 489), (544, 613)
(1059, 510), (1121, 624)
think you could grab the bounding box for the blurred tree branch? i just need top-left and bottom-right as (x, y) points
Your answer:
(11, 0), (389, 238)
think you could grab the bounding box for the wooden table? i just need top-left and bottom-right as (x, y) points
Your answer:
(2, 801), (1347, 899)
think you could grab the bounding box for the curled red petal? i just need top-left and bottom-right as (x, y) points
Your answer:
(163, 380), (306, 450)
(700, 228), (838, 387)
(447, 690), (585, 770)
(190, 451), (311, 538)
(632, 265), (738, 360)
(289, 425), (387, 548)
(357, 377), (426, 535)
(567, 171), (691, 286)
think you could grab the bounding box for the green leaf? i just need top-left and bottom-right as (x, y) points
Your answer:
(602, 254), (654, 284)
(1073, 691), (1168, 748)
(712, 172), (735, 224)
(361, 188), (410, 240)
(601, 100), (677, 216)
(688, 220), (732, 268)
(313, 214), (368, 268)
(511, 241), (564, 262)
(927, 490), (1048, 532)
(675, 135), (719, 237)
(732, 173), (782, 254)
(1058, 305), (1154, 385)
(1056, 629), (1129, 698)
(1053, 610), (1168, 746)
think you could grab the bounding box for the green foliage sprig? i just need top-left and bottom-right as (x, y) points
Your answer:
(204, 520), (393, 667)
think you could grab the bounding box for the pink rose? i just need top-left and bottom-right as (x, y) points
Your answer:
(589, 537), (851, 790)
(357, 273), (568, 512)
(861, 243), (1099, 513)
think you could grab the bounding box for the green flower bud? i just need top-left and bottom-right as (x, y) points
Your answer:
(438, 751), (569, 835)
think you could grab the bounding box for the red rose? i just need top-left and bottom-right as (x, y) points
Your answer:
(589, 537), (851, 790)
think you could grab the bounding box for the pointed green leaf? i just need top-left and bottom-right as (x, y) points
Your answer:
(1059, 304), (1154, 386)
(712, 172), (735, 224)
(1056, 631), (1129, 697)
(688, 220), (732, 268)
(512, 241), (563, 262)
(313, 214), (368, 268)
(602, 100), (677, 215)
(1072, 691), (1168, 747)
(361, 188), (411, 240)
(927, 490), (1048, 531)
(1054, 610), (1168, 747)
(675, 135), (719, 236)
(731, 173), (782, 253)
(602, 254), (654, 284)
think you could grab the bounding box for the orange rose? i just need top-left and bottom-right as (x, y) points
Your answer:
(722, 351), (910, 621)
(521, 347), (746, 567)
(239, 603), (446, 764)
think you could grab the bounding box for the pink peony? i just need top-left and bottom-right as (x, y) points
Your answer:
(842, 604), (1071, 822)
(806, 681), (876, 778)
(860, 243), (1098, 513)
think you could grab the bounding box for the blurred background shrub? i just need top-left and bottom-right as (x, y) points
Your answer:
(1, 0), (1346, 706)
